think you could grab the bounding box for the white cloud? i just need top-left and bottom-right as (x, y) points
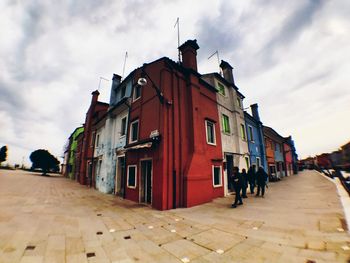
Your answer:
(0, 0), (349, 164)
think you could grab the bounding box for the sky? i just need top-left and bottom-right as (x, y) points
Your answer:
(0, 0), (349, 166)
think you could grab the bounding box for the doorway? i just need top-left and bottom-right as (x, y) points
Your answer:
(226, 154), (234, 192)
(115, 156), (125, 197)
(140, 160), (152, 204)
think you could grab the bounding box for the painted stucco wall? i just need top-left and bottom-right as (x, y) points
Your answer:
(95, 76), (132, 194)
(68, 127), (84, 179)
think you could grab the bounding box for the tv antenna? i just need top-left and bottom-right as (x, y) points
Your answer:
(174, 17), (181, 62)
(98, 77), (109, 91)
(122, 51), (128, 79)
(208, 50), (222, 74)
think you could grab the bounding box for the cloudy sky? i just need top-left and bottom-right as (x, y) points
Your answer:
(0, 0), (349, 166)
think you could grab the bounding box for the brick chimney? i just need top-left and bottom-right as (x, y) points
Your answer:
(179, 39), (199, 71)
(91, 90), (100, 104)
(250, 103), (260, 122)
(220, 60), (235, 85)
(109, 74), (122, 106)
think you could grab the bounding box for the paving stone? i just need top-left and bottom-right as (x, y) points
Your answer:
(162, 239), (211, 261)
(1, 169), (350, 263)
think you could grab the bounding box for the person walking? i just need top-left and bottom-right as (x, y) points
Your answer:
(241, 168), (248, 198)
(231, 166), (243, 208)
(256, 166), (268, 198)
(247, 166), (256, 194)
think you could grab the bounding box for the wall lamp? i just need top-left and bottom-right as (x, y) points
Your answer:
(137, 67), (172, 105)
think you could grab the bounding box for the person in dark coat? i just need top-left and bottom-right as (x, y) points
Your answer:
(247, 166), (256, 194)
(241, 168), (248, 198)
(256, 167), (268, 197)
(231, 166), (243, 208)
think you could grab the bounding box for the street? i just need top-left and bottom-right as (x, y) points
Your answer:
(0, 169), (349, 263)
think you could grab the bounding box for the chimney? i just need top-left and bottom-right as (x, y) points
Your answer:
(91, 90), (100, 104)
(178, 39), (199, 71)
(250, 103), (260, 122)
(220, 60), (235, 85)
(109, 74), (122, 105)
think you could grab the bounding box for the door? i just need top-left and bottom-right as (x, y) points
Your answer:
(140, 160), (152, 204)
(115, 156), (125, 196)
(226, 155), (234, 192)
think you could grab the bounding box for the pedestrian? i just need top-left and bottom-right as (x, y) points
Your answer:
(247, 166), (256, 194)
(256, 166), (268, 198)
(231, 166), (243, 208)
(241, 168), (248, 198)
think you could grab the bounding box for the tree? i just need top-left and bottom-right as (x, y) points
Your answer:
(0, 146), (7, 164)
(29, 149), (60, 175)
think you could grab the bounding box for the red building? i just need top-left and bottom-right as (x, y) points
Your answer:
(78, 91), (109, 186)
(124, 40), (224, 210)
(283, 138), (293, 176)
(316, 153), (332, 169)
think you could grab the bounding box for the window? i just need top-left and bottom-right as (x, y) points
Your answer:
(120, 85), (126, 98)
(222, 114), (230, 133)
(95, 134), (100, 148)
(240, 124), (246, 140)
(120, 116), (127, 136)
(97, 159), (102, 175)
(127, 165), (137, 188)
(212, 166), (222, 187)
(133, 85), (141, 101)
(236, 97), (241, 109)
(205, 120), (216, 145)
(248, 126), (254, 142)
(256, 157), (261, 169)
(245, 157), (250, 169)
(129, 120), (139, 143)
(217, 82), (225, 96)
(90, 132), (95, 147)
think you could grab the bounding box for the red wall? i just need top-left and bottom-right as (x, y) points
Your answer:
(125, 59), (224, 210)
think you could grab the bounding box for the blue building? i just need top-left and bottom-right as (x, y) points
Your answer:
(244, 104), (267, 172)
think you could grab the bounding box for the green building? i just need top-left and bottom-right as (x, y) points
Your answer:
(68, 126), (84, 179)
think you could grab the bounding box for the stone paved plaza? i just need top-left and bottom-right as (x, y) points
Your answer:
(0, 169), (349, 263)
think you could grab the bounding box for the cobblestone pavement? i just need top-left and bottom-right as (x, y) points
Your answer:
(0, 169), (349, 263)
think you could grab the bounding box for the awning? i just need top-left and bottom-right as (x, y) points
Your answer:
(126, 142), (152, 151)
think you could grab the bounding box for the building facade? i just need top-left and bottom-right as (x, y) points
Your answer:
(244, 104), (267, 173)
(263, 126), (286, 180)
(124, 40), (224, 210)
(202, 61), (249, 195)
(78, 91), (109, 186)
(67, 126), (84, 180)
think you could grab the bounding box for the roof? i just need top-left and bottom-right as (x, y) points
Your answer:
(201, 72), (245, 99)
(263, 126), (285, 142)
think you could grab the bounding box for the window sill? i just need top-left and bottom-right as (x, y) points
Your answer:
(127, 185), (137, 189)
(213, 184), (223, 188)
(132, 97), (141, 103)
(207, 142), (217, 146)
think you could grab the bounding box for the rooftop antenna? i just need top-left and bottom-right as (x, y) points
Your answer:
(122, 51), (128, 79)
(208, 50), (222, 75)
(98, 77), (109, 91)
(174, 17), (181, 62)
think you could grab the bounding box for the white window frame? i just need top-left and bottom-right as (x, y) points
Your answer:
(205, 120), (216, 145)
(120, 115), (128, 137)
(129, 120), (139, 143)
(132, 85), (141, 102)
(127, 165), (137, 189)
(212, 165), (222, 187)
